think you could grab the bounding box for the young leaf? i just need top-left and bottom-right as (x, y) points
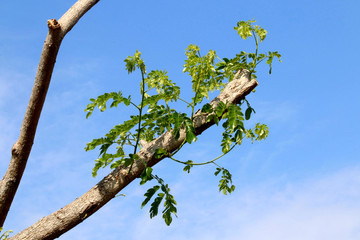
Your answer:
(254, 123), (269, 141)
(124, 50), (146, 74)
(183, 160), (194, 173)
(216, 168), (236, 195)
(234, 20), (255, 39)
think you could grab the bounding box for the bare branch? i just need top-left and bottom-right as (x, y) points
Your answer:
(10, 70), (258, 240)
(58, 0), (100, 38)
(0, 0), (100, 227)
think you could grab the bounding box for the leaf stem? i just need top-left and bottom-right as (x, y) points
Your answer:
(251, 30), (259, 75)
(169, 143), (237, 166)
(254, 57), (266, 67)
(191, 51), (204, 119)
(134, 71), (146, 153)
(170, 139), (187, 156)
(178, 97), (192, 106)
(129, 70), (146, 172)
(216, 56), (224, 62)
(211, 161), (221, 168)
(130, 101), (140, 110)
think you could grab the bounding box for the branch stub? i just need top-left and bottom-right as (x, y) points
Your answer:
(47, 19), (60, 30)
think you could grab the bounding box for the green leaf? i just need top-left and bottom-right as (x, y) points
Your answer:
(129, 153), (140, 161)
(146, 167), (153, 178)
(215, 168), (236, 195)
(84, 92), (132, 118)
(84, 20), (278, 227)
(234, 20), (256, 40)
(162, 194), (177, 226)
(267, 51), (282, 74)
(163, 211), (173, 226)
(150, 193), (164, 218)
(141, 185), (160, 208)
(245, 107), (252, 120)
(185, 130), (197, 144)
(162, 188), (177, 226)
(255, 25), (267, 42)
(215, 101), (227, 117)
(124, 157), (133, 167)
(214, 167), (222, 176)
(221, 133), (231, 153)
(140, 167), (154, 185)
(183, 118), (197, 144)
(206, 114), (219, 125)
(201, 103), (213, 113)
(0, 227), (13, 240)
(183, 160), (194, 173)
(86, 112), (92, 119)
(143, 176), (178, 225)
(183, 45), (223, 107)
(124, 50), (146, 74)
(254, 123), (269, 141)
(155, 148), (168, 159)
(144, 70), (180, 104)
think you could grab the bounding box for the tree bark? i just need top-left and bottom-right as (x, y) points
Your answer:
(0, 0), (100, 228)
(10, 70), (258, 240)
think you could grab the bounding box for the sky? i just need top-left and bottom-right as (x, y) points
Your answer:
(1, 0), (360, 239)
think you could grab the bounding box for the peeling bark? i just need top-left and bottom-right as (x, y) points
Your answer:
(10, 70), (258, 240)
(0, 0), (100, 228)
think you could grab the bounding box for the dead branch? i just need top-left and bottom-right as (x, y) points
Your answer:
(0, 0), (100, 228)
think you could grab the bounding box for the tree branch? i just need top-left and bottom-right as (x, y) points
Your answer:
(0, 0), (100, 228)
(10, 70), (258, 240)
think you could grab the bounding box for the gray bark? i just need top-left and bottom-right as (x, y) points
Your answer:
(10, 70), (258, 240)
(0, 0), (100, 228)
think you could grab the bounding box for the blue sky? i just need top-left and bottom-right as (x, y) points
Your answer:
(1, 0), (360, 239)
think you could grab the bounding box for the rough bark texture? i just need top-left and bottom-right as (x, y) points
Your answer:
(0, 0), (100, 228)
(10, 70), (258, 240)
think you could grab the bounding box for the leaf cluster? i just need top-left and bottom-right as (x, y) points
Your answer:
(84, 19), (280, 225)
(84, 92), (131, 119)
(214, 167), (236, 195)
(216, 19), (282, 80)
(202, 102), (245, 153)
(85, 51), (199, 177)
(245, 123), (270, 143)
(141, 173), (177, 226)
(144, 70), (180, 105)
(183, 45), (225, 106)
(124, 50), (146, 74)
(0, 228), (12, 240)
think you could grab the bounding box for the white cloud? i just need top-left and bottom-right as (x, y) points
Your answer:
(253, 100), (299, 125)
(48, 164), (360, 240)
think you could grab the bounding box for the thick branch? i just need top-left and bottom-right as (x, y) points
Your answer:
(11, 70), (258, 240)
(0, 0), (100, 228)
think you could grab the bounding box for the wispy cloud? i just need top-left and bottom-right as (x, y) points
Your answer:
(50, 164), (360, 240)
(2, 55), (358, 240)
